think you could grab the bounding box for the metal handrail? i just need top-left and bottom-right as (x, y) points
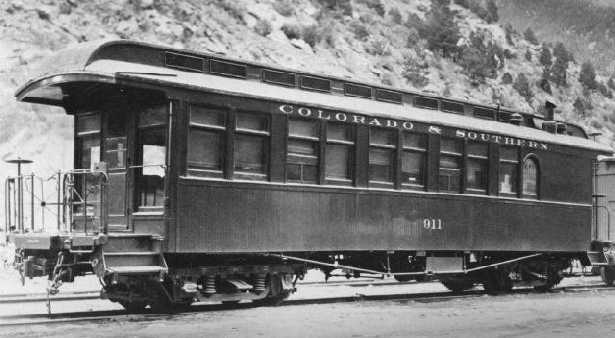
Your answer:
(4, 168), (110, 236)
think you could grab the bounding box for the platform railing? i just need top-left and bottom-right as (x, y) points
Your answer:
(3, 167), (109, 236)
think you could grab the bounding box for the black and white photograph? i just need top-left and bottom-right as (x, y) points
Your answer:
(2, 0), (615, 337)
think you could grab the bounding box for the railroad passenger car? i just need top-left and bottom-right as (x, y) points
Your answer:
(5, 40), (613, 310)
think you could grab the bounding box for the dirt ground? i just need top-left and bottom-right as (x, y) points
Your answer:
(3, 287), (615, 338)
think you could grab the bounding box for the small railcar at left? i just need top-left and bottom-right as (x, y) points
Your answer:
(3, 40), (615, 311)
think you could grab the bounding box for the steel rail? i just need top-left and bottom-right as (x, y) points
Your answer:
(0, 281), (611, 328)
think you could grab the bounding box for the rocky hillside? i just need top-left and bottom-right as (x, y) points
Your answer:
(1, 0), (615, 181)
(497, 0), (615, 75)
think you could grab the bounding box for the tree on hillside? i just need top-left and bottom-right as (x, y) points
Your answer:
(501, 72), (513, 84)
(485, 0), (499, 23)
(525, 49), (532, 62)
(420, 0), (461, 58)
(513, 73), (533, 103)
(458, 30), (504, 81)
(504, 23), (515, 46)
(573, 97), (591, 116)
(453, 0), (469, 8)
(523, 27), (538, 45)
(579, 61), (598, 90)
(539, 43), (552, 69)
(538, 78), (552, 94)
(550, 42), (571, 87)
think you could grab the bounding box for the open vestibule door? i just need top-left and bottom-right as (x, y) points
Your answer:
(75, 99), (168, 233)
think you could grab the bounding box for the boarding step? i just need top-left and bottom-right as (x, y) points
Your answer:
(107, 265), (167, 275)
(101, 233), (164, 253)
(103, 251), (162, 267)
(587, 251), (608, 266)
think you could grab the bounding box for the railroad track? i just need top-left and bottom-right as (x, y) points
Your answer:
(0, 278), (414, 304)
(0, 280), (611, 328)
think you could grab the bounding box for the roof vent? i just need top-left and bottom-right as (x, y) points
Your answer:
(375, 89), (402, 104)
(164, 51), (205, 72)
(473, 107), (495, 120)
(210, 59), (247, 78)
(498, 111), (511, 122)
(300, 76), (331, 92)
(509, 113), (523, 125)
(344, 83), (372, 98)
(263, 69), (296, 87)
(414, 96), (439, 109)
(440, 100), (464, 114)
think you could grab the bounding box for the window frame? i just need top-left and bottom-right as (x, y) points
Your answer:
(233, 112), (271, 181)
(135, 107), (169, 211)
(438, 138), (463, 193)
(286, 117), (321, 184)
(186, 105), (227, 178)
(324, 122), (355, 185)
(465, 141), (489, 195)
(368, 127), (397, 187)
(498, 146), (519, 197)
(400, 132), (427, 190)
(521, 155), (539, 199)
(75, 112), (102, 170)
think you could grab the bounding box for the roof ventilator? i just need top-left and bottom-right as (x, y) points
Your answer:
(509, 113), (523, 126)
(415, 96), (439, 110)
(375, 89), (402, 104)
(440, 100), (464, 114)
(210, 59), (247, 78)
(164, 51), (205, 72)
(473, 107), (496, 120)
(344, 83), (372, 98)
(300, 76), (331, 92)
(262, 69), (296, 87)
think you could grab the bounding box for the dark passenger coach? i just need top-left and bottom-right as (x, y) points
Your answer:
(5, 40), (614, 309)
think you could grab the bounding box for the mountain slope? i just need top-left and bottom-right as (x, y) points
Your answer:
(0, 0), (614, 182)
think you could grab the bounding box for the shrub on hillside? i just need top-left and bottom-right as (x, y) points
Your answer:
(501, 72), (513, 84)
(503, 49), (514, 59)
(453, 0), (469, 8)
(420, 0), (461, 58)
(273, 0), (295, 16)
(550, 42), (571, 86)
(302, 25), (321, 47)
(524, 49), (532, 62)
(366, 36), (391, 56)
(318, 0), (353, 15)
(579, 61), (598, 90)
(406, 27), (421, 47)
(357, 0), (385, 16)
(468, 1), (487, 18)
(523, 27), (539, 45)
(350, 21), (370, 41)
(573, 97), (592, 116)
(402, 52), (430, 87)
(389, 7), (402, 24)
(485, 0), (498, 23)
(458, 30), (504, 81)
(504, 23), (515, 46)
(597, 82), (613, 98)
(219, 0), (246, 23)
(254, 19), (272, 36)
(608, 77), (615, 90)
(539, 43), (552, 69)
(538, 78), (552, 94)
(513, 73), (533, 102)
(281, 24), (301, 40)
